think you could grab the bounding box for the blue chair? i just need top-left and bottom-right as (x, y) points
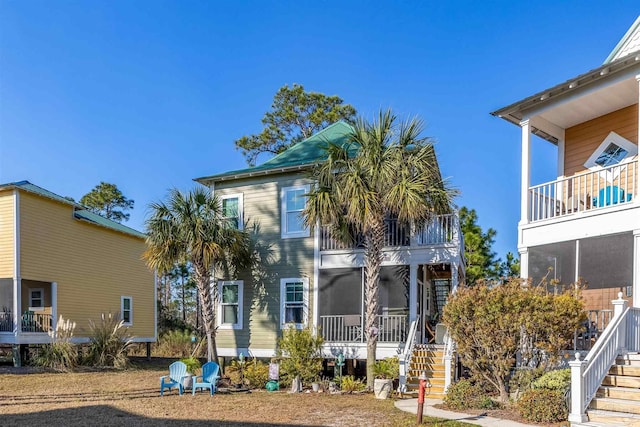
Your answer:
(160, 361), (188, 396)
(592, 186), (632, 208)
(192, 361), (220, 396)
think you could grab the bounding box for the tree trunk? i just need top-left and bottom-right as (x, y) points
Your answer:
(194, 263), (219, 362)
(364, 218), (385, 388)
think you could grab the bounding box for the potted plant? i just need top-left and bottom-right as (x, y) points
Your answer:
(180, 356), (201, 390)
(372, 356), (399, 399)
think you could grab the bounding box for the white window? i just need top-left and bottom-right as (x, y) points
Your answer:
(218, 280), (243, 329)
(29, 288), (44, 310)
(221, 193), (243, 230)
(280, 278), (309, 328)
(121, 296), (132, 325)
(281, 185), (310, 238)
(584, 132), (638, 180)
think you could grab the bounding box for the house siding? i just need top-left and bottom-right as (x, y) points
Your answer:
(564, 104), (638, 176)
(18, 191), (155, 340)
(0, 192), (15, 278)
(213, 172), (315, 352)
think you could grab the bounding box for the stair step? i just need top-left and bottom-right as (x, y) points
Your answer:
(408, 370), (445, 378)
(602, 375), (640, 388)
(616, 353), (640, 365)
(610, 365), (640, 376)
(590, 397), (640, 415)
(597, 386), (640, 401)
(586, 409), (640, 426)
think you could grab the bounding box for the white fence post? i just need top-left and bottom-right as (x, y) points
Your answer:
(444, 354), (452, 392)
(612, 292), (628, 353)
(568, 353), (588, 423)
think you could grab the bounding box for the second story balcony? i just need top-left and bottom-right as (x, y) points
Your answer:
(528, 158), (638, 223)
(319, 213), (461, 251)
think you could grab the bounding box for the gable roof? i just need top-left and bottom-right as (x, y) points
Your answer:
(195, 121), (355, 184)
(0, 180), (146, 239)
(604, 16), (640, 64)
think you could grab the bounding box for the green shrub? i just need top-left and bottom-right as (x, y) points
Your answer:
(509, 367), (545, 397)
(156, 329), (194, 357)
(84, 313), (133, 369)
(373, 356), (399, 379)
(244, 359), (269, 389)
(32, 316), (78, 372)
(276, 327), (323, 386)
(340, 375), (366, 393)
(532, 368), (571, 391)
(517, 389), (567, 422)
(180, 356), (201, 373)
(444, 379), (498, 410)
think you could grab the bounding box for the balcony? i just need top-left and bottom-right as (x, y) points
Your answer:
(0, 311), (53, 333)
(319, 314), (408, 343)
(320, 213), (459, 251)
(528, 158), (637, 222)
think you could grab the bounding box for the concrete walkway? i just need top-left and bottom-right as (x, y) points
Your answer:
(394, 398), (541, 427)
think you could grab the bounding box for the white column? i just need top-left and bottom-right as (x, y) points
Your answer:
(13, 278), (20, 334)
(568, 353), (588, 423)
(51, 282), (57, 332)
(556, 136), (566, 207)
(409, 264), (418, 322)
(520, 119), (532, 224)
(634, 230), (640, 308)
(519, 248), (529, 280)
(637, 75), (640, 206)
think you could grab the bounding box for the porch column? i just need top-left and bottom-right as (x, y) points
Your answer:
(51, 282), (57, 331)
(520, 119), (532, 225)
(409, 264), (417, 322)
(450, 262), (458, 293)
(13, 277), (20, 334)
(519, 248), (529, 280)
(634, 230), (640, 308)
(637, 75), (640, 203)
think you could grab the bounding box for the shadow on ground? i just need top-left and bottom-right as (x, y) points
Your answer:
(1, 404), (318, 426)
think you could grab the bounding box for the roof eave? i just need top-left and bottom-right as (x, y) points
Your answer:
(194, 163), (316, 185)
(491, 53), (640, 134)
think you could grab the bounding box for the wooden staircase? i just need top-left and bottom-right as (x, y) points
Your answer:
(405, 344), (449, 396)
(583, 353), (640, 426)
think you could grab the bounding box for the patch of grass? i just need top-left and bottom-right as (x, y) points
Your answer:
(0, 359), (475, 426)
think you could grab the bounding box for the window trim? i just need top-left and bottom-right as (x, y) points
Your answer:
(584, 132), (638, 179)
(281, 185), (310, 238)
(121, 296), (133, 326)
(280, 277), (309, 329)
(29, 288), (44, 311)
(218, 280), (243, 330)
(220, 193), (244, 230)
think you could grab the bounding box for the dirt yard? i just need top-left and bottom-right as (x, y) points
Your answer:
(0, 360), (471, 427)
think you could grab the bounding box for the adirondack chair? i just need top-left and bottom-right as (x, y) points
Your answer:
(160, 361), (188, 396)
(192, 361), (220, 396)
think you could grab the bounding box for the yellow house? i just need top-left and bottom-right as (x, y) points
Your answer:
(0, 181), (156, 363)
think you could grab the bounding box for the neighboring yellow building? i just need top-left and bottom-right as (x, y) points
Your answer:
(0, 181), (156, 362)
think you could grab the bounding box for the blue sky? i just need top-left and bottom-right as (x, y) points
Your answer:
(1, 1), (638, 259)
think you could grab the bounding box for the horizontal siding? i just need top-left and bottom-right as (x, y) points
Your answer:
(214, 172), (315, 350)
(565, 104), (638, 176)
(18, 191), (155, 339)
(0, 192), (15, 278)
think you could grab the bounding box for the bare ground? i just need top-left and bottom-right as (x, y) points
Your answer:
(0, 360), (471, 427)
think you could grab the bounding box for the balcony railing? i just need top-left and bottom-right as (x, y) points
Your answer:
(528, 158), (637, 222)
(0, 312), (12, 332)
(22, 312), (52, 333)
(319, 314), (408, 343)
(320, 214), (459, 251)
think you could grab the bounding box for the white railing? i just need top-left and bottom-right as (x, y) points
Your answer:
(529, 158), (637, 222)
(320, 213), (460, 250)
(568, 294), (638, 423)
(319, 314), (408, 343)
(416, 213), (458, 246)
(573, 309), (614, 351)
(398, 319), (419, 393)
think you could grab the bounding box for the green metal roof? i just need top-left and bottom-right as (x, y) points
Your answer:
(195, 120), (355, 183)
(0, 180), (146, 239)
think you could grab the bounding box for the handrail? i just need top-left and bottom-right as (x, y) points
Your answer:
(568, 294), (635, 423)
(398, 319), (419, 393)
(532, 157), (637, 189)
(580, 307), (628, 411)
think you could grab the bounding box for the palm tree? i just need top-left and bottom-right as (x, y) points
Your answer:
(144, 187), (250, 362)
(304, 110), (456, 387)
